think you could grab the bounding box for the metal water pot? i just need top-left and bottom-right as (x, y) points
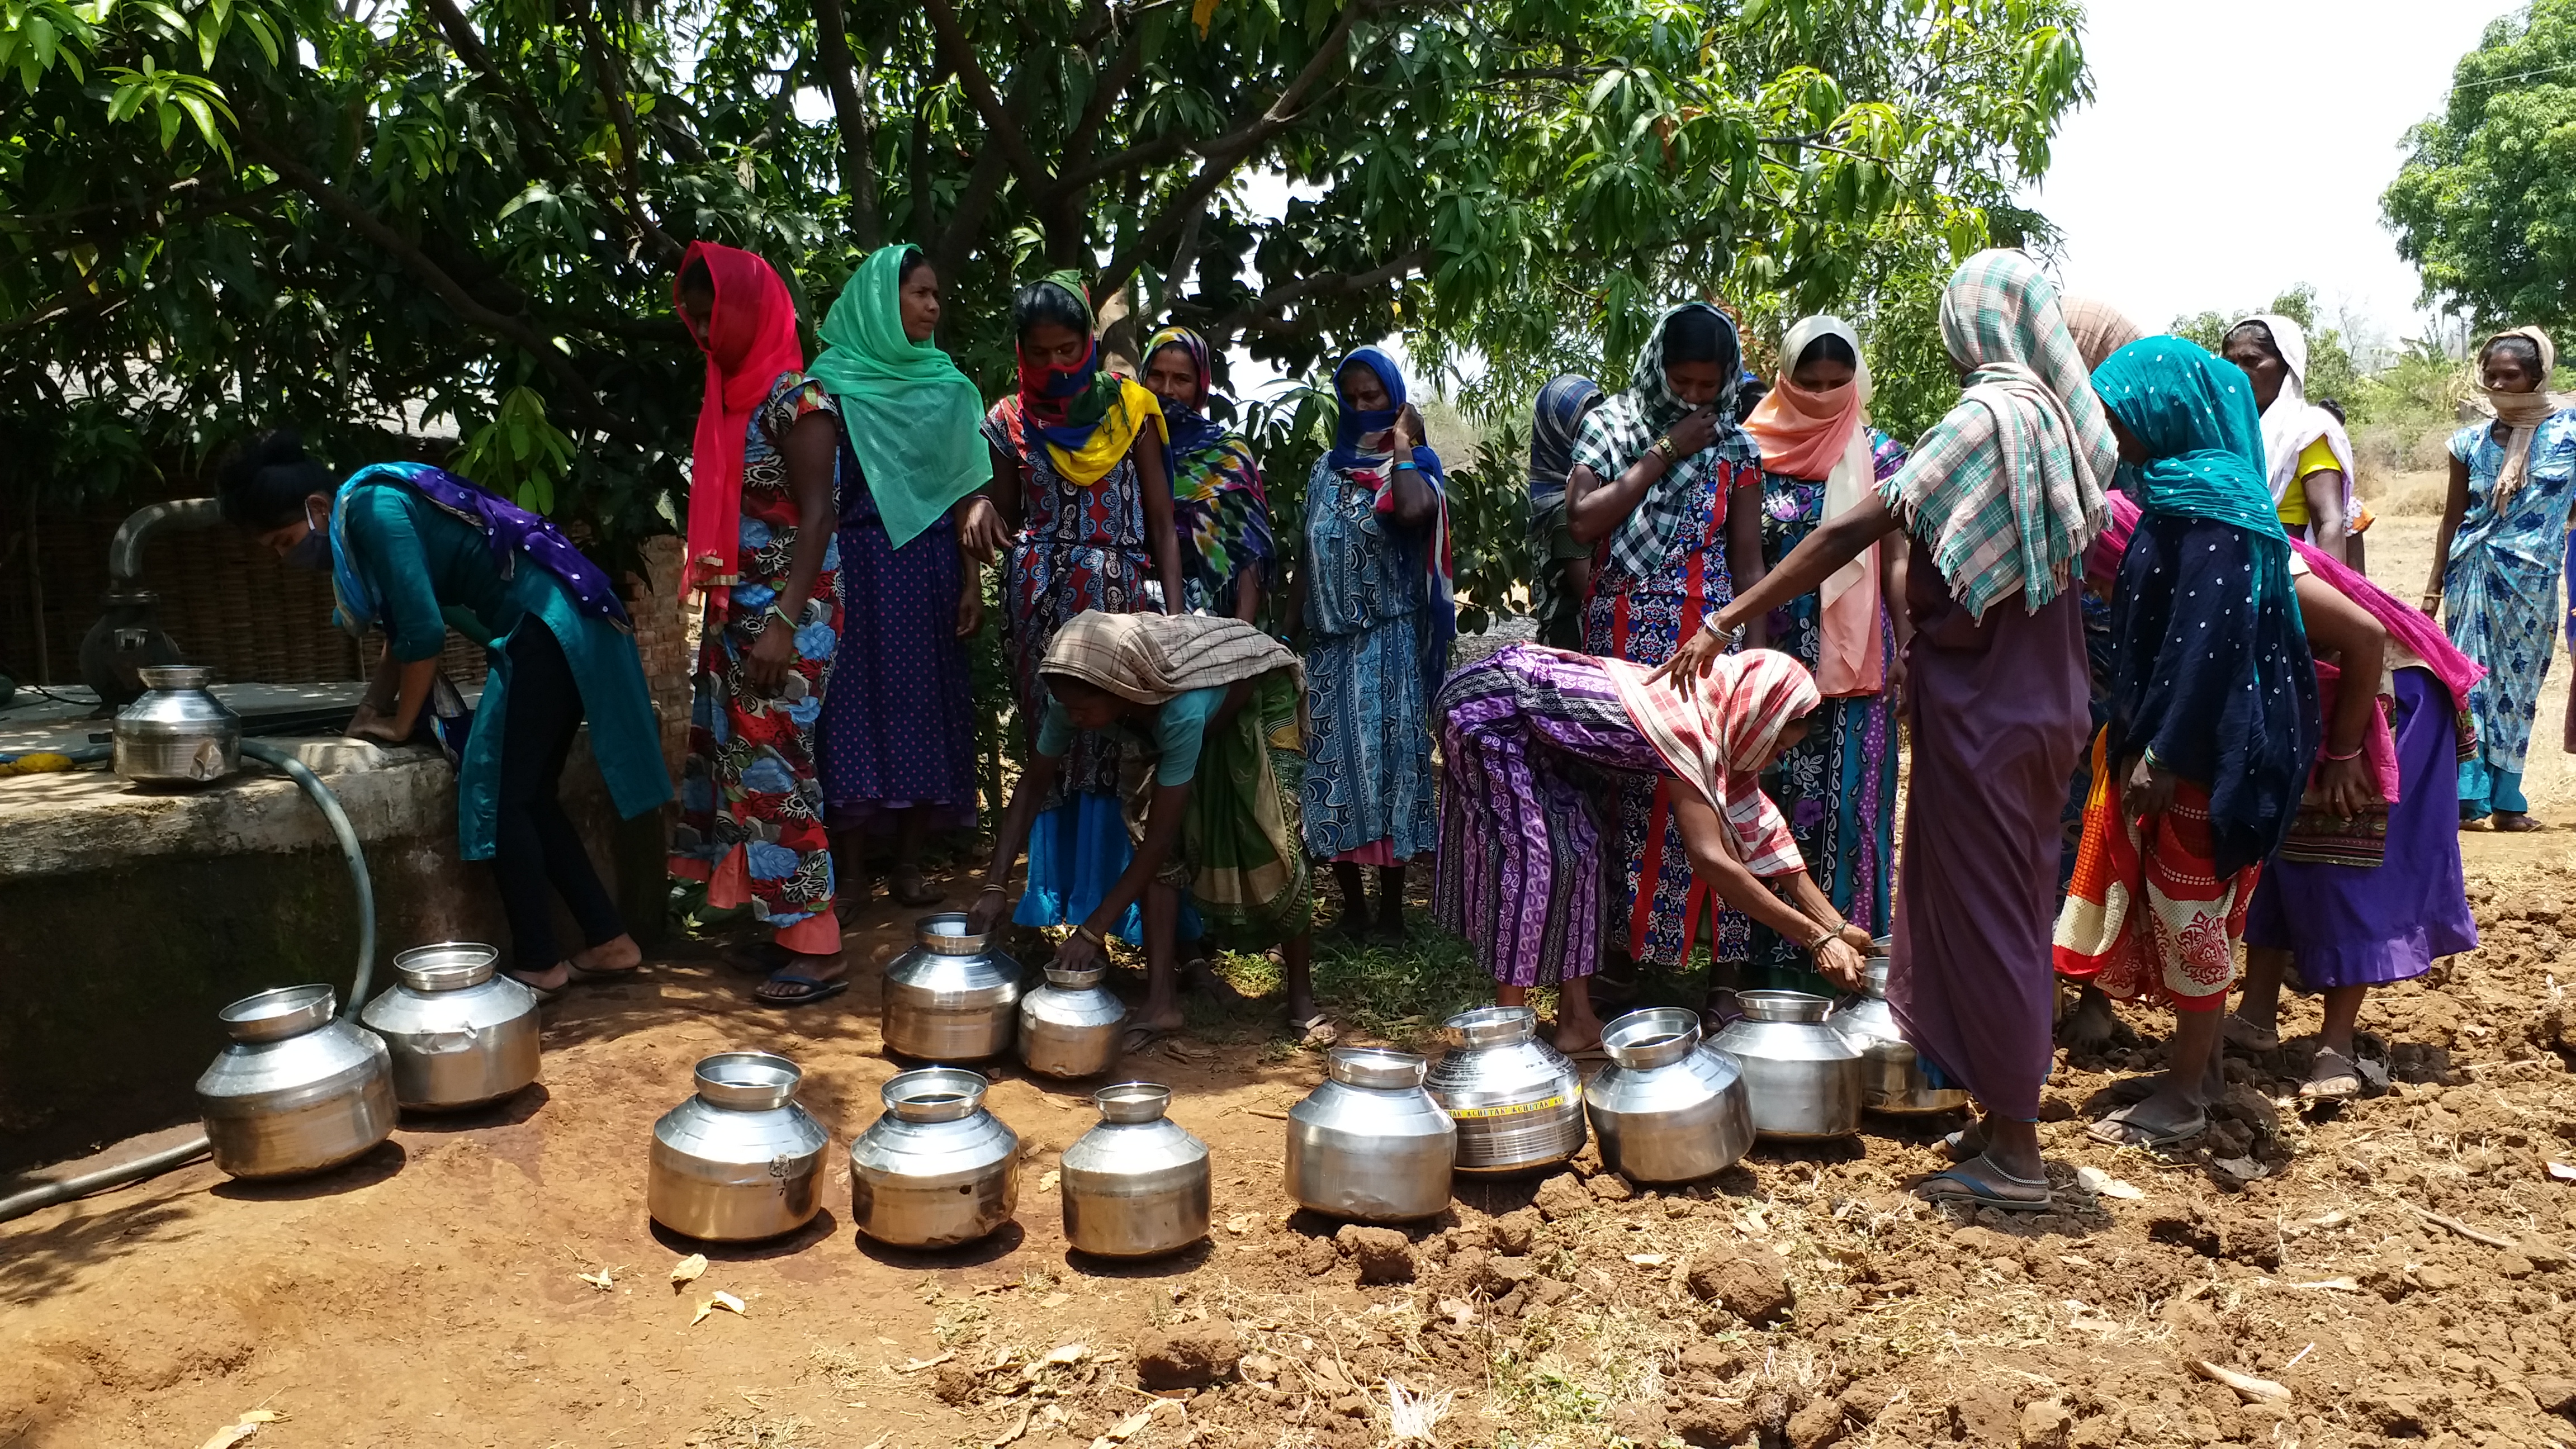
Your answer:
(1284, 1048), (1455, 1222)
(114, 664), (240, 785)
(195, 984), (396, 1180)
(1585, 1007), (1754, 1183)
(1060, 1082), (1210, 1258)
(1017, 963), (1125, 1079)
(882, 913), (1022, 1063)
(849, 1068), (1020, 1248)
(1830, 956), (1970, 1115)
(1711, 989), (1865, 1140)
(648, 1052), (829, 1242)
(1423, 1006), (1585, 1175)
(359, 943), (541, 1111)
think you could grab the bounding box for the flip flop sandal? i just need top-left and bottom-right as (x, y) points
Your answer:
(1120, 1023), (1177, 1055)
(504, 972), (566, 1005)
(2084, 1105), (2208, 1150)
(754, 973), (850, 1008)
(2300, 1048), (2364, 1102)
(1942, 1121), (1991, 1163)
(568, 959), (644, 985)
(1287, 1013), (1338, 1048)
(2220, 1014), (2280, 1053)
(888, 868), (944, 907)
(1913, 1157), (2053, 1213)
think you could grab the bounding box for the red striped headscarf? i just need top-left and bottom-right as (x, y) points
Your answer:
(1600, 648), (1820, 877)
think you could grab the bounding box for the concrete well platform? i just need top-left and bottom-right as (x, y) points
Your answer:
(0, 684), (667, 1173)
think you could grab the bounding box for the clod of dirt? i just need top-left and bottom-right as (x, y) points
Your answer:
(929, 1363), (982, 1405)
(2017, 1396), (2071, 1448)
(1478, 1255), (1537, 1297)
(1486, 1208), (1539, 1255)
(1837, 1379), (1891, 1425)
(1671, 1398), (1756, 1447)
(1677, 1341), (1745, 1380)
(1335, 1225), (1416, 1284)
(1532, 1173), (1591, 1221)
(1786, 1393), (1845, 1448)
(2216, 1083), (2280, 1137)
(1684, 1248), (1794, 1325)
(1134, 1322), (1240, 1390)
(1948, 1385), (2018, 1446)
(1296, 1234), (1339, 1276)
(2528, 1377), (2576, 1415)
(1587, 1172), (1635, 1202)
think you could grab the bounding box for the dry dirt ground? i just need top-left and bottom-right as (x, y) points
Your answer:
(8, 519), (2576, 1449)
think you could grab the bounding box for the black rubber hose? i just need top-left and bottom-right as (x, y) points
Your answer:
(0, 741), (378, 1223)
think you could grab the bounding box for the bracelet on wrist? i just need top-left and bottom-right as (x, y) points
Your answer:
(1073, 923), (1105, 948)
(978, 883), (1007, 898)
(2321, 742), (2365, 762)
(1802, 921), (1838, 951)
(765, 602), (798, 631)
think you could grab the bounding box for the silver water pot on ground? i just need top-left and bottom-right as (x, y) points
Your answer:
(1585, 1007), (1754, 1183)
(1712, 989), (1865, 1140)
(1060, 1082), (1210, 1258)
(195, 984), (396, 1180)
(1830, 955), (1970, 1115)
(1285, 1048), (1456, 1222)
(849, 1068), (1020, 1248)
(648, 1052), (829, 1242)
(359, 943), (541, 1111)
(1423, 1006), (1585, 1175)
(1017, 963), (1125, 1079)
(882, 913), (1022, 1063)
(114, 665), (240, 786)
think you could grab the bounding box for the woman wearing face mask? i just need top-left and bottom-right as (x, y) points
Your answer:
(215, 432), (670, 1001)
(1736, 316), (1910, 991)
(1564, 302), (1769, 1021)
(2222, 315), (2356, 564)
(668, 240), (849, 1006)
(981, 275), (1188, 969)
(1139, 325), (1272, 622)
(806, 244), (994, 913)
(1299, 348), (1451, 947)
(2423, 328), (2575, 831)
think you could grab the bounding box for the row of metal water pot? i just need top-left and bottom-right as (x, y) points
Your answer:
(1287, 959), (1964, 1221)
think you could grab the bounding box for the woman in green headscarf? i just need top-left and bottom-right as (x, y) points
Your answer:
(807, 244), (997, 911)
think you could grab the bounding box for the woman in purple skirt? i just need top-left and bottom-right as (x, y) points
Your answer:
(2231, 541), (2483, 1098)
(807, 244), (997, 910)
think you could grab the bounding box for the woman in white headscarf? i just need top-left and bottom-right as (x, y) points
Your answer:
(2423, 326), (2576, 830)
(2222, 314), (2357, 563)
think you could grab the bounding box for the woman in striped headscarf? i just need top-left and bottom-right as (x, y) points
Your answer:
(1138, 325), (1274, 621)
(1680, 250), (2116, 1213)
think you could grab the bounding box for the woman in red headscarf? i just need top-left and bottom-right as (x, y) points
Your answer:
(667, 241), (850, 1006)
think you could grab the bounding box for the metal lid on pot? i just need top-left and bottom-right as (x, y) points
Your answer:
(693, 1052), (804, 1111)
(1044, 963), (1107, 990)
(1858, 957), (1891, 1000)
(1443, 1005), (1538, 1049)
(1325, 1047), (1426, 1091)
(884, 1067), (988, 1121)
(1601, 1006), (1700, 1070)
(1093, 1081), (1171, 1124)
(1738, 989), (1833, 1024)
(219, 984), (338, 1043)
(393, 941), (500, 993)
(136, 664), (216, 692)
(914, 912), (990, 956)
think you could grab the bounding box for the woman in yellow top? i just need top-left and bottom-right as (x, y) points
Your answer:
(2222, 314), (2356, 564)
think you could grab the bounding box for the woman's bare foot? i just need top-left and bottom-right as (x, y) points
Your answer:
(2055, 984), (2124, 1052)
(570, 935), (643, 979)
(1121, 1003), (1186, 1054)
(508, 960), (574, 995)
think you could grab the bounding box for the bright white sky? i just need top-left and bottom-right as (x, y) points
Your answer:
(2029, 0), (2518, 359)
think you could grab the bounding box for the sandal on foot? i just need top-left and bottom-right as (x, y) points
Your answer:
(2300, 1046), (2364, 1102)
(2085, 1104), (2208, 1150)
(1913, 1155), (2052, 1213)
(2496, 812), (2543, 834)
(888, 866), (943, 908)
(504, 970), (566, 1005)
(1287, 1012), (1338, 1048)
(1120, 1022), (1178, 1055)
(754, 972), (849, 1008)
(2220, 1014), (2280, 1053)
(1942, 1120), (1991, 1163)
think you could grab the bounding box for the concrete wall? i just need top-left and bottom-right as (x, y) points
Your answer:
(0, 740), (667, 1175)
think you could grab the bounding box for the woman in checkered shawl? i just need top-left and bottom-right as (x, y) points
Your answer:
(1670, 250), (2118, 1216)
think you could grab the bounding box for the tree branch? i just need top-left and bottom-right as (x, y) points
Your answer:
(1184, 245), (1437, 341)
(240, 127), (643, 445)
(812, 0), (883, 249)
(571, 1), (684, 264)
(918, 0), (1054, 193)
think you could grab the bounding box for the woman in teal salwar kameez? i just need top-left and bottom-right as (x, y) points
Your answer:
(219, 434), (673, 1000)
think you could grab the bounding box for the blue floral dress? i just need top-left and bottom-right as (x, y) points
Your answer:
(2442, 409), (2576, 815)
(1301, 461), (1439, 861)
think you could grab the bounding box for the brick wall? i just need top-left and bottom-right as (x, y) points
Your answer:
(623, 533), (693, 781)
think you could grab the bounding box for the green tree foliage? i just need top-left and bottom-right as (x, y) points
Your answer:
(3, 0), (2091, 557)
(2171, 285), (2364, 418)
(2383, 0), (2576, 333)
